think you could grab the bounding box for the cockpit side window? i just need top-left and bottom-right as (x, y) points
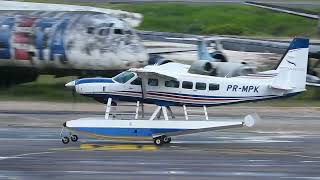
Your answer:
(113, 71), (135, 84)
(131, 77), (142, 86)
(114, 29), (124, 35)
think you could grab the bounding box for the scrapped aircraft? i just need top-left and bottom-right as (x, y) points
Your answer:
(62, 38), (309, 145)
(0, 1), (147, 86)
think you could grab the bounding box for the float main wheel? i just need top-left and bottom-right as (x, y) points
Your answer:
(153, 137), (163, 146)
(163, 136), (171, 144)
(70, 135), (78, 142)
(163, 136), (171, 143)
(62, 136), (70, 144)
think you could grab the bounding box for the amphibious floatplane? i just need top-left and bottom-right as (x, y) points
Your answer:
(61, 98), (257, 145)
(62, 38), (309, 145)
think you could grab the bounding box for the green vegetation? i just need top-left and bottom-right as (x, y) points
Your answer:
(115, 3), (317, 37)
(22, 1), (318, 37)
(0, 76), (92, 102)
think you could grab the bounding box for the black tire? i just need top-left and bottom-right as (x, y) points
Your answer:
(167, 137), (172, 143)
(62, 136), (70, 144)
(153, 137), (163, 146)
(163, 136), (171, 144)
(70, 135), (78, 142)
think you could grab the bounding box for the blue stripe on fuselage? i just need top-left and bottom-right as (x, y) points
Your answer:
(75, 78), (114, 85)
(74, 127), (185, 137)
(83, 92), (300, 107)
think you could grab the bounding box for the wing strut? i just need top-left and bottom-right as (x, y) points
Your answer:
(140, 78), (147, 118)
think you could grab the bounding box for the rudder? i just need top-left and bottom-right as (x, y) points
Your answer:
(272, 38), (309, 91)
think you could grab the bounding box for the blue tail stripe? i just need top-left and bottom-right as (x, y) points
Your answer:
(288, 38), (309, 50)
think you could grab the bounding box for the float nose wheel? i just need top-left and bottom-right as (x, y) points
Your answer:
(62, 136), (70, 144)
(153, 135), (171, 146)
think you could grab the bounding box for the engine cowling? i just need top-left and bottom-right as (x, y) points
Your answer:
(210, 51), (228, 62)
(188, 61), (216, 76)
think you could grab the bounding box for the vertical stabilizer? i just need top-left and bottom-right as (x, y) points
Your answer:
(197, 40), (215, 61)
(271, 38), (309, 91)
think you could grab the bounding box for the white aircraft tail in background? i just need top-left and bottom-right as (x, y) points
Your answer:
(270, 38), (309, 91)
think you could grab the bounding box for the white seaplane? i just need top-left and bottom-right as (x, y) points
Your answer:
(62, 38), (309, 145)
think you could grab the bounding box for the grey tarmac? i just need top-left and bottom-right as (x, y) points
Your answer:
(0, 106), (320, 180)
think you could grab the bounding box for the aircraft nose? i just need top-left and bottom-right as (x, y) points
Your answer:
(65, 80), (76, 88)
(63, 122), (66, 127)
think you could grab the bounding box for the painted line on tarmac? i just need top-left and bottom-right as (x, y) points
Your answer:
(80, 143), (158, 151)
(0, 151), (56, 161)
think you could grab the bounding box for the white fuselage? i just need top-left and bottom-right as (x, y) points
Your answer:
(74, 67), (294, 106)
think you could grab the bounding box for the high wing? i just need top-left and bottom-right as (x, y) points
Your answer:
(128, 63), (188, 107)
(0, 0), (142, 27)
(129, 63), (190, 81)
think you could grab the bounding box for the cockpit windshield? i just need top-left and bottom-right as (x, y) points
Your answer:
(113, 71), (135, 83)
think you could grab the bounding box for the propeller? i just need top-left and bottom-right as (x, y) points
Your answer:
(65, 80), (77, 117)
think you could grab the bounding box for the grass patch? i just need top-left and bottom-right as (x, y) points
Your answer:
(21, 1), (318, 37)
(0, 76), (92, 102)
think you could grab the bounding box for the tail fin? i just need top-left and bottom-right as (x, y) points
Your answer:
(271, 38), (309, 91)
(197, 40), (216, 61)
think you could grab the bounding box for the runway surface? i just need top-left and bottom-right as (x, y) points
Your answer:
(0, 109), (320, 179)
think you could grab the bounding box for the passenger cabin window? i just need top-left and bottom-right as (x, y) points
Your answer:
(209, 83), (220, 91)
(114, 29), (124, 35)
(148, 79), (158, 86)
(182, 81), (193, 89)
(131, 77), (142, 86)
(196, 82), (206, 90)
(113, 71), (135, 84)
(165, 80), (179, 88)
